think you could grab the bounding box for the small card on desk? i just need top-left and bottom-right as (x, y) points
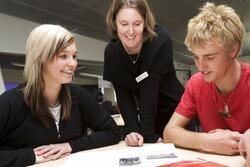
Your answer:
(146, 153), (178, 160)
(119, 157), (141, 166)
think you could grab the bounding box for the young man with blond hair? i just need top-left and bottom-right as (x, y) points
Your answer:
(163, 2), (250, 156)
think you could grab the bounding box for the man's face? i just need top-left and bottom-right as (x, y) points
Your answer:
(190, 41), (235, 84)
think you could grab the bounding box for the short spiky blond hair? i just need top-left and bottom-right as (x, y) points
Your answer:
(185, 2), (245, 52)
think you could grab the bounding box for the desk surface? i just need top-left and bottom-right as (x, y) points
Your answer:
(31, 142), (245, 167)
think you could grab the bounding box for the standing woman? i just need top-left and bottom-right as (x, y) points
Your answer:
(104, 0), (184, 146)
(0, 24), (120, 167)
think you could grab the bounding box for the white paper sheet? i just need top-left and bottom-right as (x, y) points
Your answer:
(63, 143), (190, 167)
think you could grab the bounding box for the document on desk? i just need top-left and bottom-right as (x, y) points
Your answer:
(159, 159), (229, 167)
(63, 143), (190, 167)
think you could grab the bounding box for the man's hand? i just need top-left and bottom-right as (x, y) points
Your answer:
(204, 129), (242, 155)
(34, 143), (72, 163)
(239, 129), (250, 167)
(125, 132), (144, 147)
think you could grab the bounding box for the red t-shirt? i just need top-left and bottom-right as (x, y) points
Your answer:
(176, 63), (250, 133)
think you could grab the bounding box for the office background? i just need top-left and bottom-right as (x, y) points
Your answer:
(0, 0), (250, 103)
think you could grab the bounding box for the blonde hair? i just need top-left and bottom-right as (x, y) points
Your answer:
(185, 2), (245, 52)
(106, 0), (156, 42)
(23, 24), (74, 127)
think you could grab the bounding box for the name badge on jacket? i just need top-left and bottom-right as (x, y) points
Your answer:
(136, 71), (149, 83)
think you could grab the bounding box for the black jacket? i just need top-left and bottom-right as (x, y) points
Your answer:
(0, 84), (120, 167)
(104, 25), (184, 143)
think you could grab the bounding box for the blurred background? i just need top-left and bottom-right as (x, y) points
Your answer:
(0, 0), (250, 106)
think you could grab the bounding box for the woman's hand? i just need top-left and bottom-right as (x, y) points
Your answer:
(125, 132), (144, 147)
(34, 143), (72, 163)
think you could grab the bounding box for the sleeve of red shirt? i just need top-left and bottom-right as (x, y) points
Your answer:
(175, 75), (199, 119)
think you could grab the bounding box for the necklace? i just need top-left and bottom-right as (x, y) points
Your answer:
(217, 92), (234, 118)
(49, 104), (61, 132)
(128, 49), (141, 64)
(50, 101), (60, 108)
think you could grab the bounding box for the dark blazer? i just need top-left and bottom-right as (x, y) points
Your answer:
(103, 25), (184, 143)
(0, 84), (120, 167)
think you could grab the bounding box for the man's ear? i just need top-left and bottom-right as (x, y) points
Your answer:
(229, 43), (240, 58)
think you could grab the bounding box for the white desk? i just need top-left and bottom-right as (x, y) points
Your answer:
(176, 147), (245, 167)
(31, 142), (245, 167)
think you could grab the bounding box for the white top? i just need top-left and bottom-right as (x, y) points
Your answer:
(49, 104), (61, 132)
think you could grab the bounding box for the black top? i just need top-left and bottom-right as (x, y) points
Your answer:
(0, 84), (120, 167)
(103, 25), (184, 143)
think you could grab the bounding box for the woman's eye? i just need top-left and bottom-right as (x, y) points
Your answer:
(121, 23), (128, 26)
(135, 22), (141, 26)
(60, 54), (67, 59)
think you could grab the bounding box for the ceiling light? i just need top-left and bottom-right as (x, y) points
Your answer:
(11, 62), (25, 68)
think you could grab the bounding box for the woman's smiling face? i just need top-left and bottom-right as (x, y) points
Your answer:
(116, 7), (144, 52)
